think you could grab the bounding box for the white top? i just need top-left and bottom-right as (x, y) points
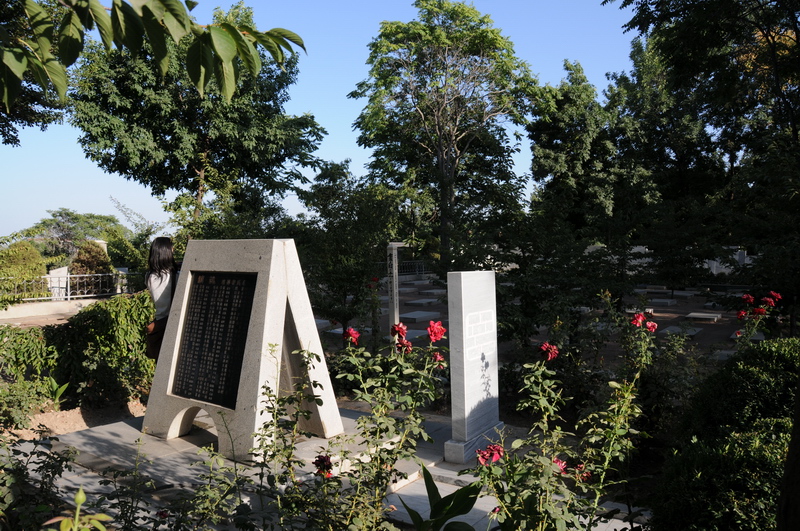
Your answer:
(146, 271), (174, 320)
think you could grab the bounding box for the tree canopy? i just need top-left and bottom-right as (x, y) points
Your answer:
(0, 0), (304, 113)
(69, 2), (324, 225)
(350, 0), (531, 273)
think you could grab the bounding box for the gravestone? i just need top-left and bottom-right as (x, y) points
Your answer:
(444, 271), (503, 464)
(143, 239), (344, 460)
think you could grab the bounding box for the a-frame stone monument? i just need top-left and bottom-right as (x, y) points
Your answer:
(142, 239), (344, 460)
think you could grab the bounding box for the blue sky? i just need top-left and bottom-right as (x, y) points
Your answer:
(0, 0), (636, 236)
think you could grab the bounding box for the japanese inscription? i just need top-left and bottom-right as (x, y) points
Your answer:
(172, 271), (257, 408)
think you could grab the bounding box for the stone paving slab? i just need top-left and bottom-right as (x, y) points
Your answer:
(400, 310), (441, 323)
(650, 298), (677, 306)
(659, 325), (702, 338)
(407, 299), (439, 307)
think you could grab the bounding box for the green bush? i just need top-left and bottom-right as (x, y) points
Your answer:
(681, 339), (800, 439)
(69, 241), (113, 276)
(650, 418), (790, 531)
(0, 325), (57, 381)
(0, 380), (44, 430)
(1, 292), (155, 410)
(50, 292), (154, 406)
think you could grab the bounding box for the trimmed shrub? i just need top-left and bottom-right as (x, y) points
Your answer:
(69, 241), (113, 276)
(681, 339), (800, 439)
(650, 418), (790, 531)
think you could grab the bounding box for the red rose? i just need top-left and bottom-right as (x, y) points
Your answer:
(630, 313), (646, 327)
(476, 444), (504, 465)
(645, 321), (658, 333)
(752, 307), (767, 316)
(427, 321), (447, 342)
(770, 291), (783, 301)
(391, 322), (408, 339)
(540, 342), (559, 361)
(343, 327), (360, 345)
(396, 338), (413, 354)
(742, 294), (755, 304)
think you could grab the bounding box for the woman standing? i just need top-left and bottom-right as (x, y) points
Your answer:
(145, 237), (177, 360)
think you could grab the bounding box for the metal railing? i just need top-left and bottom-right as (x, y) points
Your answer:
(1, 273), (143, 302)
(375, 260), (434, 277)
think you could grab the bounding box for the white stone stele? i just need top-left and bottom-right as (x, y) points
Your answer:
(142, 239), (344, 460)
(444, 271), (503, 464)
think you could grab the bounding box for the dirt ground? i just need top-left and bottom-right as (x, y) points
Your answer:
(7, 400), (147, 440)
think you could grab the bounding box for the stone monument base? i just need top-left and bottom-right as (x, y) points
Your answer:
(444, 421), (504, 464)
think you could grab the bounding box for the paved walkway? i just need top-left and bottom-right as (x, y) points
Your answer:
(17, 408), (646, 530)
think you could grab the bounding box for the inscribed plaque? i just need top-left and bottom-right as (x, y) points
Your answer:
(172, 271), (257, 408)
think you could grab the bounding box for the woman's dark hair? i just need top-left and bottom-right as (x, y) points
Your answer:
(147, 237), (176, 279)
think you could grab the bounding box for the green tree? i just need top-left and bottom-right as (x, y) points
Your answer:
(296, 161), (403, 345)
(0, 0), (304, 111)
(0, 0), (63, 145)
(105, 197), (166, 272)
(0, 240), (46, 277)
(24, 208), (124, 267)
(69, 240), (112, 275)
(604, 2), (800, 526)
(350, 0), (531, 273)
(69, 3), (324, 229)
(525, 61), (658, 297)
(603, 38), (730, 291)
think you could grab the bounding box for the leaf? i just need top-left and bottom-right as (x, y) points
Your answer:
(156, 0), (191, 41)
(432, 481), (481, 521)
(41, 54), (67, 100)
(1, 62), (23, 111)
(111, 0), (144, 54)
(398, 497), (426, 529)
(186, 35), (213, 97)
(58, 10), (85, 67)
(161, 10), (189, 44)
(209, 25), (237, 63)
(252, 31), (284, 65)
(89, 0), (114, 50)
(24, 0), (55, 53)
(214, 54), (237, 101)
(1, 48), (27, 80)
(141, 7), (169, 76)
(421, 465), (442, 509)
(224, 23), (260, 76)
(266, 27), (306, 52)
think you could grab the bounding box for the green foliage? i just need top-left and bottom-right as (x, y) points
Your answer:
(24, 208), (125, 267)
(0, 324), (57, 380)
(467, 294), (660, 530)
(681, 339), (800, 441)
(0, 380), (42, 430)
(50, 292), (154, 406)
(43, 486), (114, 531)
(1, 293), (153, 411)
(0, 240), (49, 309)
(0, 0), (304, 111)
(297, 162), (402, 336)
(650, 419), (790, 531)
(69, 4), (322, 226)
(0, 1), (63, 145)
(104, 198), (165, 272)
(69, 240), (113, 276)
(0, 435), (76, 530)
(350, 0), (531, 272)
(0, 241), (46, 277)
(400, 465), (481, 531)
